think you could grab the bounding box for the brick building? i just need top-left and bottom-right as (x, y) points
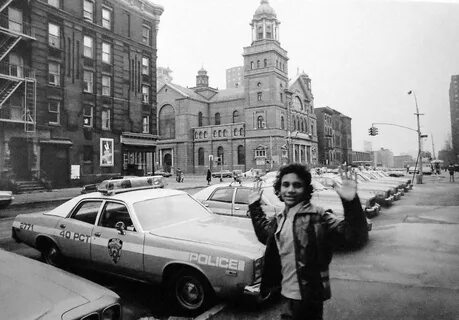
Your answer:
(0, 0), (163, 188)
(449, 75), (459, 161)
(156, 0), (318, 174)
(315, 106), (353, 166)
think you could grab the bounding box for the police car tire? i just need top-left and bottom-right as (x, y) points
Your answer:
(167, 269), (213, 314)
(42, 243), (63, 267)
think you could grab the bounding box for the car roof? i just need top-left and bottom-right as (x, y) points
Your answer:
(0, 249), (118, 318)
(77, 188), (186, 203)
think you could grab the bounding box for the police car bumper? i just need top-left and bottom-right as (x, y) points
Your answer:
(243, 282), (261, 296)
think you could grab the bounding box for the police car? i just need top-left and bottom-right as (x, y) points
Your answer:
(11, 177), (265, 315)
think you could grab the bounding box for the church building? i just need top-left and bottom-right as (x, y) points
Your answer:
(156, 0), (318, 174)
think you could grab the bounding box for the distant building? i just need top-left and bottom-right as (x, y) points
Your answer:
(315, 107), (353, 166)
(450, 75), (459, 161)
(374, 147), (394, 168)
(226, 66), (244, 89)
(393, 154), (414, 168)
(157, 66), (173, 86)
(352, 151), (371, 165)
(363, 140), (372, 152)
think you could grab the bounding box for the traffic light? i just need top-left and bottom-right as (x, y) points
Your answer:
(368, 127), (374, 136)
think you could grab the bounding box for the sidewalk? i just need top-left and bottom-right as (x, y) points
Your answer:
(9, 174), (222, 208)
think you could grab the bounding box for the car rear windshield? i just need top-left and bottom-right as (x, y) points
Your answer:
(133, 194), (210, 230)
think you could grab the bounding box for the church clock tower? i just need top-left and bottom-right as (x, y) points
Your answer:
(243, 0), (290, 167)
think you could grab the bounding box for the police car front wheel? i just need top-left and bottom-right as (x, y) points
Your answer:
(166, 269), (214, 315)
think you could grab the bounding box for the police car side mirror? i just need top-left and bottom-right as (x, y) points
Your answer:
(115, 221), (126, 235)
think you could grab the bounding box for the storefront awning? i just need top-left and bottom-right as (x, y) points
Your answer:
(40, 139), (73, 146)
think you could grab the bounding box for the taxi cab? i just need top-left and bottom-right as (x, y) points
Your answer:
(12, 177), (265, 315)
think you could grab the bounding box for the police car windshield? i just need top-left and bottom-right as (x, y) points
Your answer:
(133, 194), (210, 230)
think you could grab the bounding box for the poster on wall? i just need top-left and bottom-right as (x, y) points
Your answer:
(100, 138), (114, 167)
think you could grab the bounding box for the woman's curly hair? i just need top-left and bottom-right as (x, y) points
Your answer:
(273, 163), (314, 203)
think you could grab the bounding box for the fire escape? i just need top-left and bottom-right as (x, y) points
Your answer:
(0, 1), (36, 133)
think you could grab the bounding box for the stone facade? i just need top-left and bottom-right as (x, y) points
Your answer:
(156, 0), (318, 175)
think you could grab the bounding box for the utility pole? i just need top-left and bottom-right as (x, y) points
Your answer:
(408, 90), (424, 184)
(431, 133), (436, 160)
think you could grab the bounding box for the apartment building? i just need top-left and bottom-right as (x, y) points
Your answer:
(0, 0), (163, 189)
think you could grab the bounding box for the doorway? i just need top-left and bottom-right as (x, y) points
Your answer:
(8, 137), (33, 180)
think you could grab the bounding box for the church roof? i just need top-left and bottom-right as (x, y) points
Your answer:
(210, 88), (244, 102)
(253, 0), (277, 19)
(160, 82), (209, 102)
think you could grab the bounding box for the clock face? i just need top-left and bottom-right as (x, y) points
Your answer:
(293, 96), (303, 111)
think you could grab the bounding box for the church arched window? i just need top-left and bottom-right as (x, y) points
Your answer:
(158, 104), (175, 139)
(264, 59), (267, 67)
(257, 115), (264, 129)
(232, 110), (239, 123)
(257, 60), (260, 68)
(215, 112), (221, 125)
(198, 148), (204, 165)
(237, 145), (245, 165)
(281, 116), (285, 130)
(198, 112), (203, 127)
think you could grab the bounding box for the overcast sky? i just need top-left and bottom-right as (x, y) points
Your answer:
(156, 0), (459, 157)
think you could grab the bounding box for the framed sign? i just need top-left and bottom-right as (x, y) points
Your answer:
(100, 138), (114, 167)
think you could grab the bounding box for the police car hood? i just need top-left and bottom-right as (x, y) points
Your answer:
(149, 215), (264, 257)
(0, 249), (118, 319)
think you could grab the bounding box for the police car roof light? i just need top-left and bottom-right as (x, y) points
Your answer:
(97, 176), (162, 195)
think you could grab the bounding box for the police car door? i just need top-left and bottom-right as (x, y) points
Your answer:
(91, 200), (144, 276)
(56, 200), (102, 261)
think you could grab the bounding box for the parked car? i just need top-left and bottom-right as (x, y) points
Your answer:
(12, 178), (266, 315)
(242, 168), (264, 178)
(0, 190), (14, 209)
(0, 248), (121, 320)
(211, 170), (233, 178)
(153, 170), (172, 178)
(192, 180), (372, 246)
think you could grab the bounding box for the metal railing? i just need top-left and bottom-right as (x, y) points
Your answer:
(0, 61), (35, 78)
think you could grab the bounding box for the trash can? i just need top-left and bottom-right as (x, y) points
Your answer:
(416, 174), (423, 184)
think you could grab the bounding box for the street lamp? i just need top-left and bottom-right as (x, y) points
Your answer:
(408, 90), (424, 184)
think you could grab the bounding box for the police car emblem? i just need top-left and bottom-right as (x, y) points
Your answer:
(107, 238), (123, 263)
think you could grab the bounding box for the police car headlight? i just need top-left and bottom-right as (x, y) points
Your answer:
(254, 257), (263, 282)
(102, 304), (121, 320)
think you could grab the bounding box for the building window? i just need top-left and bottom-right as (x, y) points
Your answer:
(251, 61), (254, 70)
(83, 71), (93, 93)
(8, 7), (23, 33)
(257, 116), (264, 129)
(102, 75), (111, 96)
(102, 106), (110, 130)
(218, 130), (222, 137)
(83, 105), (93, 127)
(255, 148), (266, 157)
(83, 35), (93, 58)
(217, 146), (224, 165)
(83, 0), (94, 22)
(237, 145), (245, 165)
(48, 101), (60, 124)
(280, 92), (283, 102)
(102, 7), (112, 29)
(158, 104), (175, 139)
(198, 148), (204, 166)
(199, 132), (203, 139)
(142, 85), (149, 103)
(142, 56), (149, 75)
(257, 60), (260, 68)
(204, 131), (208, 138)
(281, 116), (285, 129)
(48, 62), (60, 85)
(257, 92), (262, 101)
(234, 128), (238, 136)
(257, 25), (263, 40)
(240, 128), (244, 136)
(48, 0), (59, 8)
(48, 23), (60, 48)
(142, 115), (149, 133)
(264, 58), (267, 67)
(198, 112), (203, 127)
(102, 42), (111, 64)
(142, 25), (150, 45)
(215, 112), (221, 125)
(232, 110), (239, 123)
